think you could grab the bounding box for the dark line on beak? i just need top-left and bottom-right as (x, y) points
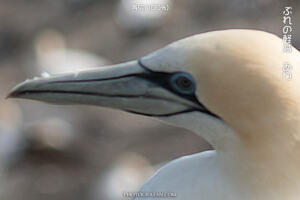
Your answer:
(12, 90), (190, 108)
(12, 90), (171, 100)
(126, 109), (197, 117)
(138, 60), (154, 72)
(45, 61), (152, 85)
(47, 73), (146, 84)
(127, 109), (220, 120)
(13, 90), (220, 119)
(14, 90), (139, 98)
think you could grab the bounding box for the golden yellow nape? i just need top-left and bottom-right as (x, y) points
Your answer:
(191, 30), (300, 135)
(142, 29), (300, 138)
(8, 29), (300, 200)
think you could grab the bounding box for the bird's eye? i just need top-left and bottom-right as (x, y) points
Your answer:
(170, 72), (196, 95)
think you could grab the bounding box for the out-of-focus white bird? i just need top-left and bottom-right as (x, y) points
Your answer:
(24, 118), (73, 151)
(34, 29), (110, 75)
(92, 152), (154, 200)
(8, 29), (300, 199)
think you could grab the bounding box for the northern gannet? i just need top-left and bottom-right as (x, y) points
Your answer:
(7, 29), (300, 200)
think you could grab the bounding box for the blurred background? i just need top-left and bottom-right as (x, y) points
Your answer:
(0, 0), (299, 200)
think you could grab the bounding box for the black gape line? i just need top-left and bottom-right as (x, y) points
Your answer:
(138, 60), (221, 120)
(126, 109), (199, 117)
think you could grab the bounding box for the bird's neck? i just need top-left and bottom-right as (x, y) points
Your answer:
(217, 118), (300, 199)
(216, 138), (300, 199)
(160, 112), (300, 199)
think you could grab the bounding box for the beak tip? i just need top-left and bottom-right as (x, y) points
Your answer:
(6, 82), (28, 100)
(6, 89), (19, 99)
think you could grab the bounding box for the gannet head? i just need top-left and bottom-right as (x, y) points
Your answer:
(8, 29), (300, 150)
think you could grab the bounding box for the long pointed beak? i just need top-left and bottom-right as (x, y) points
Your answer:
(8, 61), (199, 116)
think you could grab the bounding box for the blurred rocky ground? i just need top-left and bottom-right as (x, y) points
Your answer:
(0, 0), (299, 200)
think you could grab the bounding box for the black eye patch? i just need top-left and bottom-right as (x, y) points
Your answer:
(137, 60), (221, 120)
(137, 61), (199, 104)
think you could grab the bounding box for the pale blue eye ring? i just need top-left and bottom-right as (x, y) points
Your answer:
(169, 72), (196, 95)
